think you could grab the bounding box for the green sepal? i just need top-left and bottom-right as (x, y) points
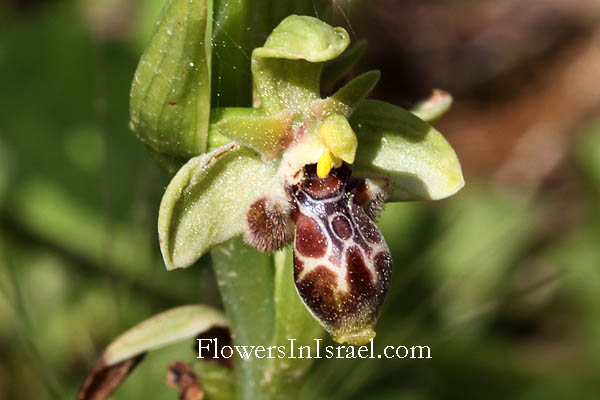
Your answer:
(252, 15), (350, 115)
(351, 100), (464, 201)
(158, 143), (282, 270)
(130, 0), (212, 158)
(312, 70), (380, 118)
(252, 15), (349, 62)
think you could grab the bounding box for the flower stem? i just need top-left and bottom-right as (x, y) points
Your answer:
(211, 237), (275, 399)
(211, 237), (323, 400)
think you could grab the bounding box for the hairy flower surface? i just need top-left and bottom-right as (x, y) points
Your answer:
(148, 15), (464, 344)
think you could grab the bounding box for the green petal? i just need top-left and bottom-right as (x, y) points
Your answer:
(252, 15), (350, 115)
(410, 89), (453, 123)
(207, 107), (264, 151)
(130, 0), (212, 158)
(158, 143), (282, 270)
(351, 100), (464, 201)
(215, 109), (294, 160)
(312, 70), (380, 118)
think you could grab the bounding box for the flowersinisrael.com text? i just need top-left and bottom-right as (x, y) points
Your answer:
(197, 338), (431, 360)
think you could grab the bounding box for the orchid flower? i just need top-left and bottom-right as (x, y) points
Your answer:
(132, 13), (463, 346)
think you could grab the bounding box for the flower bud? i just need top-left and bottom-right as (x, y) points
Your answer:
(130, 0), (212, 159)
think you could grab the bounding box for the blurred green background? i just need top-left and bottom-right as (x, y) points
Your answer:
(2, 0), (600, 398)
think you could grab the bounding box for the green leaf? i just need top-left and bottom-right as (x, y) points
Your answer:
(104, 305), (228, 365)
(410, 89), (453, 123)
(252, 15), (350, 115)
(158, 143), (282, 270)
(130, 0), (212, 158)
(78, 305), (228, 400)
(351, 100), (464, 201)
(312, 70), (380, 118)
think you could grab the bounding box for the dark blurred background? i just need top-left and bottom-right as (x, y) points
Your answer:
(2, 0), (600, 398)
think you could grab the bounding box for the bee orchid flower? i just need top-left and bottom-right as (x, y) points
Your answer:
(153, 15), (463, 345)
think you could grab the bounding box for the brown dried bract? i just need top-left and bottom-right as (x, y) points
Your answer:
(77, 353), (146, 400)
(166, 362), (204, 400)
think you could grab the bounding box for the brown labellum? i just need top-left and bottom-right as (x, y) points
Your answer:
(290, 164), (392, 345)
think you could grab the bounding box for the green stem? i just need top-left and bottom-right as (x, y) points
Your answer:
(211, 237), (323, 400)
(211, 237), (275, 400)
